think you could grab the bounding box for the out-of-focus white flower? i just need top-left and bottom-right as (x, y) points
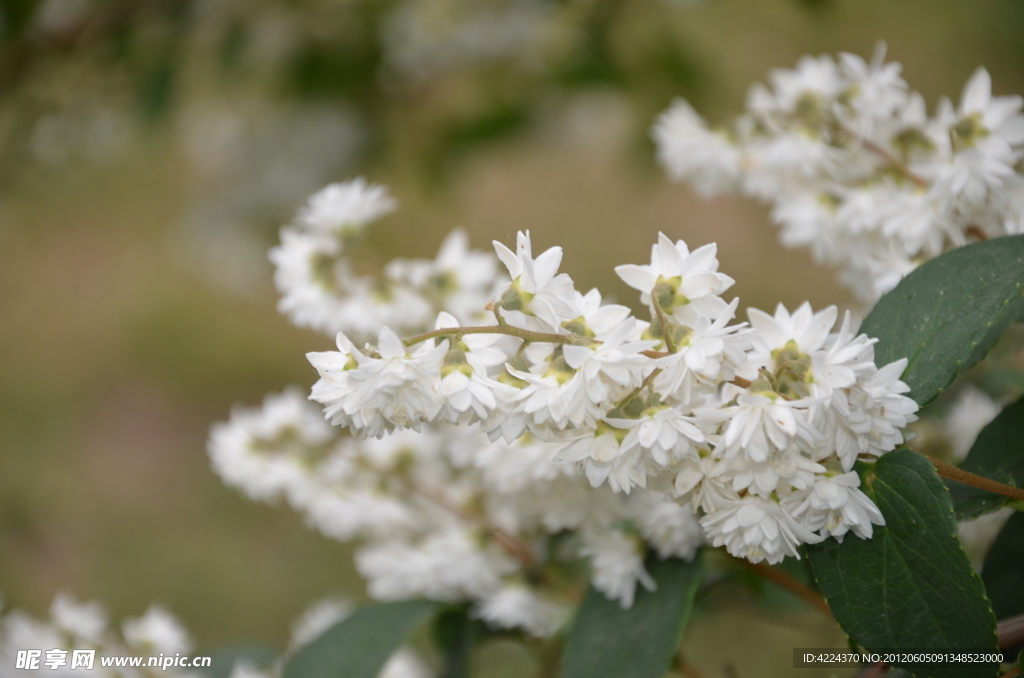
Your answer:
(944, 385), (1001, 463)
(209, 389), (331, 503)
(296, 179), (396, 234)
(652, 100), (742, 197)
(581, 531), (656, 609)
(122, 605), (193, 655)
(473, 584), (567, 637)
(50, 593), (108, 645)
(654, 47), (1024, 302)
(289, 597), (353, 649)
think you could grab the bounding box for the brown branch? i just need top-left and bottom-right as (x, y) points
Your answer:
(851, 662), (890, 678)
(403, 324), (586, 348)
(849, 613), (1024, 678)
(733, 558), (833, 620)
(359, 458), (537, 567)
(671, 655), (710, 678)
(966, 225), (990, 242)
(999, 612), (1024, 650)
(859, 137), (930, 188)
(927, 456), (1024, 503)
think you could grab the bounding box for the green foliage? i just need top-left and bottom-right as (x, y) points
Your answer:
(860, 235), (1024, 406)
(807, 451), (999, 678)
(948, 397), (1024, 519)
(562, 554), (704, 678)
(433, 609), (487, 678)
(982, 511), (1024, 620)
(283, 601), (439, 678)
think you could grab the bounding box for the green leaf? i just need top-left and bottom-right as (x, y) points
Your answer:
(860, 235), (1024, 406)
(283, 601), (438, 678)
(948, 397), (1024, 519)
(806, 450), (998, 678)
(982, 511), (1024, 620)
(562, 554), (704, 678)
(433, 609), (485, 678)
(195, 644), (278, 678)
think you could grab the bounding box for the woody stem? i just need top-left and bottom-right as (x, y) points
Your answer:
(926, 455), (1024, 503)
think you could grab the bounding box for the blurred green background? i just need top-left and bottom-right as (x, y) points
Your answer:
(3, 0), (1024, 675)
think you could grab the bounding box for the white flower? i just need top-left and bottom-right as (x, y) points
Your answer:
(826, 357), (918, 468)
(654, 298), (750, 402)
(944, 385), (1001, 463)
(289, 597), (352, 649)
(581, 531), (655, 609)
(709, 448), (824, 497)
(473, 584), (567, 637)
(768, 54), (842, 113)
(838, 43), (908, 126)
(50, 593), (108, 644)
(295, 178), (396, 233)
(630, 495), (704, 561)
(433, 313), (515, 424)
(720, 395), (819, 464)
(556, 424), (632, 491)
(615, 233), (735, 325)
(379, 648), (434, 678)
(608, 406), (705, 471)
(653, 99), (742, 197)
(123, 605), (193, 655)
(701, 496), (822, 564)
(493, 231), (579, 331)
(208, 389), (331, 503)
(308, 327), (447, 437)
(356, 528), (517, 603)
(785, 471), (885, 541)
(386, 229), (502, 325)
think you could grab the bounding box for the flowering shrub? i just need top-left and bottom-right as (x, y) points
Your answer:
(203, 47), (1024, 678)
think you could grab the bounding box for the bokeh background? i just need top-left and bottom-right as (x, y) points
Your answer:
(3, 0), (1024, 675)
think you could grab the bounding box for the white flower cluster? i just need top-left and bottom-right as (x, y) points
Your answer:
(0, 593), (194, 678)
(653, 44), (1024, 302)
(0, 592), (429, 678)
(270, 178), (501, 341)
(210, 389), (703, 627)
(213, 180), (921, 633)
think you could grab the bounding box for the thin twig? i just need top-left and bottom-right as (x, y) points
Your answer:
(852, 662), (890, 678)
(403, 324), (587, 347)
(831, 117), (929, 189)
(360, 458), (537, 567)
(733, 558), (833, 620)
(848, 613), (1024, 678)
(671, 655), (710, 678)
(653, 299), (677, 354)
(859, 137), (930, 188)
(998, 612), (1024, 650)
(966, 225), (990, 241)
(927, 456), (1024, 503)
